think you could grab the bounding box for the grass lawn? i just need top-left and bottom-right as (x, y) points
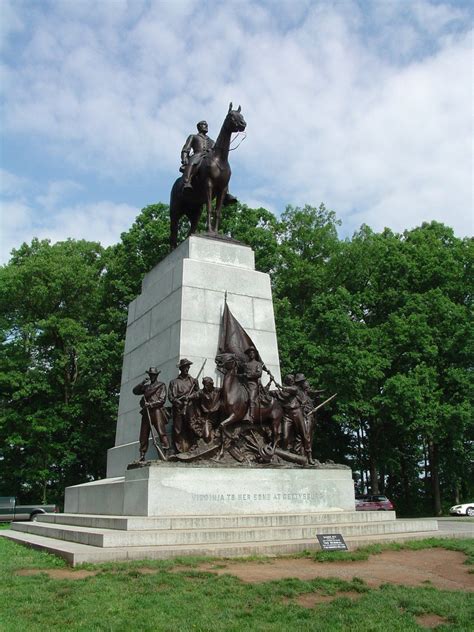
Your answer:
(0, 536), (472, 631)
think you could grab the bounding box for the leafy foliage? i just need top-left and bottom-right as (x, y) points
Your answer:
(0, 202), (471, 514)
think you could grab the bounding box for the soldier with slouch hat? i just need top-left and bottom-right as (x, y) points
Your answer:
(294, 373), (325, 464)
(132, 367), (169, 462)
(168, 358), (199, 453)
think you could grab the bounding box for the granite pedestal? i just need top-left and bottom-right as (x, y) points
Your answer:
(64, 463), (355, 516)
(108, 235), (281, 477)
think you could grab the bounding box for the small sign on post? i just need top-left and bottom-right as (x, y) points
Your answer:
(317, 533), (348, 551)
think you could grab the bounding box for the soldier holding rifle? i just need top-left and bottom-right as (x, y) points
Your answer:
(132, 367), (169, 462)
(294, 373), (329, 463)
(168, 358), (201, 453)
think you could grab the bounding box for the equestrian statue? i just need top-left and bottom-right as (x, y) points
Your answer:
(169, 103), (247, 249)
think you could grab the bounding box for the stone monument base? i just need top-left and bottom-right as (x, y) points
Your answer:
(63, 462), (356, 517)
(3, 508), (440, 566)
(1, 461), (442, 564)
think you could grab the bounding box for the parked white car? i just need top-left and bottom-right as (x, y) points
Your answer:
(449, 502), (474, 517)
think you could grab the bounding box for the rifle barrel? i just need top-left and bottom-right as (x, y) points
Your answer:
(308, 393), (337, 416)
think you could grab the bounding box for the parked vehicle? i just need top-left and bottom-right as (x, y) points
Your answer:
(0, 496), (58, 522)
(449, 502), (474, 517)
(355, 494), (395, 511)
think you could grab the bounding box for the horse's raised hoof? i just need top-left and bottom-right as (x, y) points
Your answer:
(224, 193), (238, 206)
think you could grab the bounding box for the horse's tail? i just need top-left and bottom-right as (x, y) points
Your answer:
(169, 177), (183, 250)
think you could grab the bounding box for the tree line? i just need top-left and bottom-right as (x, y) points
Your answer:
(0, 203), (472, 515)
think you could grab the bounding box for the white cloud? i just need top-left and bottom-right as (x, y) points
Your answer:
(1, 198), (34, 262)
(1, 0), (472, 244)
(0, 0), (24, 52)
(33, 200), (138, 247)
(0, 170), (137, 263)
(0, 168), (29, 197)
(36, 180), (83, 209)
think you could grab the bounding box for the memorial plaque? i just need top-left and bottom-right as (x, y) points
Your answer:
(317, 533), (348, 551)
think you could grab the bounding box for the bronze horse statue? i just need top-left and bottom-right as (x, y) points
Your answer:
(169, 103), (247, 249)
(215, 352), (283, 448)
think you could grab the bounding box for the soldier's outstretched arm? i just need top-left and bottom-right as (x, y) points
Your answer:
(263, 364), (274, 380)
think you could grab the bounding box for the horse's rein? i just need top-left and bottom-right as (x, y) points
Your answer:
(213, 132), (247, 153)
(229, 132), (247, 151)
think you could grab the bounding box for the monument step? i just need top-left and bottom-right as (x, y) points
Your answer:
(11, 516), (438, 548)
(37, 510), (397, 531)
(0, 527), (455, 567)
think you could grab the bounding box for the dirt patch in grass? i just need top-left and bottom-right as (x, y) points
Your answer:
(197, 549), (474, 591)
(16, 569), (97, 580)
(284, 590), (363, 608)
(15, 549), (473, 591)
(415, 613), (449, 628)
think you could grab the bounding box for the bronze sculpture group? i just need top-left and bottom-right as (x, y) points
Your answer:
(132, 304), (335, 467)
(132, 358), (332, 467)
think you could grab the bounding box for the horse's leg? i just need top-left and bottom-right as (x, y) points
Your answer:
(170, 209), (179, 250)
(205, 181), (214, 233)
(216, 413), (236, 459)
(214, 187), (227, 233)
(220, 412), (238, 433)
(272, 410), (282, 449)
(188, 207), (200, 237)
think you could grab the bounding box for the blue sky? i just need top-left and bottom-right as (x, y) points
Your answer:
(1, 0), (472, 263)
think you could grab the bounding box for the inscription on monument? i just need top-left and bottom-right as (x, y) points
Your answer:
(191, 491), (325, 502)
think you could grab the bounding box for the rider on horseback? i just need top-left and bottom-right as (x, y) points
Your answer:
(180, 121), (214, 190)
(180, 120), (237, 203)
(240, 346), (273, 421)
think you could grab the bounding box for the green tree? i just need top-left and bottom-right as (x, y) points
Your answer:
(0, 238), (120, 504)
(1, 200), (470, 519)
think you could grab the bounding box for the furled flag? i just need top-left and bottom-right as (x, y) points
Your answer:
(218, 297), (262, 362)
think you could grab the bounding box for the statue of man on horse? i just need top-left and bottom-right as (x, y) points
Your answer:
(169, 103), (246, 249)
(180, 120), (236, 206)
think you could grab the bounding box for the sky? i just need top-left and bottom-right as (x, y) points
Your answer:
(1, 0), (472, 263)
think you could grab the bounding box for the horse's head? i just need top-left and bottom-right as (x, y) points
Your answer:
(215, 352), (238, 372)
(226, 102), (247, 133)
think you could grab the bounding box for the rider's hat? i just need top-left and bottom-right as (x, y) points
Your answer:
(294, 373), (307, 383)
(146, 367), (160, 375)
(177, 358), (193, 368)
(197, 120), (207, 128)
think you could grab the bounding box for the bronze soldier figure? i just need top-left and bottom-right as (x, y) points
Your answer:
(277, 374), (298, 450)
(186, 376), (221, 444)
(294, 373), (324, 464)
(239, 346), (274, 421)
(180, 120), (237, 201)
(180, 121), (214, 191)
(132, 367), (169, 462)
(168, 358), (199, 453)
